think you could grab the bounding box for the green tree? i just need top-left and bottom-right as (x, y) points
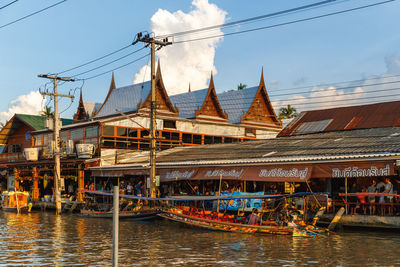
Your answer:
(41, 106), (54, 118)
(279, 105), (298, 119)
(237, 83), (247, 90)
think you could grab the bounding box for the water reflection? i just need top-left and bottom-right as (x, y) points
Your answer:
(0, 211), (399, 266)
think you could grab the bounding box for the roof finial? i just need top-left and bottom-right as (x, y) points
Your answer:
(188, 83), (191, 93)
(109, 72), (116, 91)
(259, 67), (265, 86)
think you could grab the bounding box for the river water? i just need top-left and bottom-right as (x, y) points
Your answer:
(0, 211), (399, 266)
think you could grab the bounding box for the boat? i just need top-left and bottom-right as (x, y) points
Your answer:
(158, 192), (330, 237)
(1, 191), (32, 213)
(80, 207), (158, 220)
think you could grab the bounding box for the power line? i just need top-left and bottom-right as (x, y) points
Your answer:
(156, 0), (339, 39)
(0, 0), (68, 30)
(0, 0), (18, 11)
(173, 0), (395, 44)
(81, 53), (150, 80)
(70, 47), (146, 78)
(56, 44), (136, 75)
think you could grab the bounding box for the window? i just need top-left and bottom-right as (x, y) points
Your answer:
(9, 144), (21, 153)
(103, 126), (114, 136)
(193, 135), (202, 144)
(214, 136), (222, 144)
(182, 133), (192, 143)
(117, 127), (127, 137)
(34, 134), (43, 146)
(245, 128), (256, 137)
(162, 131), (171, 140)
(128, 128), (138, 138)
(141, 130), (149, 138)
(224, 137), (233, 143)
(86, 126), (98, 138)
(171, 132), (180, 141)
(70, 128), (84, 140)
(204, 135), (213, 144)
(163, 120), (176, 129)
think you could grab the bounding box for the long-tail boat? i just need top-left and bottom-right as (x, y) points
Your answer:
(1, 191), (32, 213)
(158, 193), (329, 237)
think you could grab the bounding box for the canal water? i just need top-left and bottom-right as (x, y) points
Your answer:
(0, 211), (399, 266)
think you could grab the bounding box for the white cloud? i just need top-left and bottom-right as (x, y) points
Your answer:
(0, 91), (44, 124)
(272, 53), (400, 113)
(133, 0), (227, 95)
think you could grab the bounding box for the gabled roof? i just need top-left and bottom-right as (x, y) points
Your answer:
(170, 74), (228, 121)
(240, 70), (281, 127)
(0, 114), (73, 145)
(278, 100), (400, 137)
(95, 81), (151, 118)
(83, 101), (102, 118)
(218, 86), (258, 124)
(137, 61), (179, 116)
(73, 89), (89, 122)
(170, 89), (208, 118)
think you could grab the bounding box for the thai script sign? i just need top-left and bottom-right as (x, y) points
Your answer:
(259, 167), (309, 180)
(204, 169), (244, 179)
(332, 164), (391, 178)
(163, 170), (196, 180)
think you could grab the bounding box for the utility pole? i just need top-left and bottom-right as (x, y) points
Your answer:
(132, 33), (171, 198)
(38, 74), (74, 214)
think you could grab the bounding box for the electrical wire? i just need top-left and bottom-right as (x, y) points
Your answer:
(56, 44), (136, 75)
(156, 0), (339, 39)
(79, 53), (150, 80)
(0, 0), (68, 30)
(0, 0), (18, 11)
(172, 0), (396, 44)
(70, 47), (146, 78)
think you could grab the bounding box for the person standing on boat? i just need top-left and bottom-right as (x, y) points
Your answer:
(247, 208), (261, 225)
(135, 181), (143, 196)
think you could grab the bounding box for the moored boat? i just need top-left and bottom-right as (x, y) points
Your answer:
(80, 208), (158, 220)
(1, 191), (32, 213)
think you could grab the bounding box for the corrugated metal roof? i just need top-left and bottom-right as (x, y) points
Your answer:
(170, 89), (208, 118)
(218, 86), (258, 124)
(95, 81), (151, 118)
(279, 100), (400, 136)
(16, 114), (73, 130)
(92, 126), (400, 169)
(83, 101), (102, 117)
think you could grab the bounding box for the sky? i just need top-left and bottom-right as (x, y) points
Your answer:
(0, 0), (399, 123)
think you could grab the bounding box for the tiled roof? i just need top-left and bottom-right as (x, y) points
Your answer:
(95, 81), (151, 118)
(16, 114), (73, 130)
(170, 89), (208, 118)
(217, 86), (258, 124)
(279, 100), (400, 137)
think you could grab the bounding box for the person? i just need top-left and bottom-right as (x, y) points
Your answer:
(135, 181), (143, 196)
(383, 178), (394, 215)
(246, 208), (261, 225)
(367, 180), (377, 215)
(350, 182), (360, 214)
(126, 182), (133, 195)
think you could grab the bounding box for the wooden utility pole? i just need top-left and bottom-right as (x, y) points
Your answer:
(38, 74), (74, 214)
(132, 33), (171, 198)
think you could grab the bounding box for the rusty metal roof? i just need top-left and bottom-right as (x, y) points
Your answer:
(278, 100), (400, 137)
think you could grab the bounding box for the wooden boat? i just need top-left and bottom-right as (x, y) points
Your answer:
(80, 207), (158, 220)
(159, 207), (328, 237)
(1, 191), (32, 213)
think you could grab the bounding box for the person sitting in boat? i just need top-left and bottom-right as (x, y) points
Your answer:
(135, 181), (143, 196)
(246, 208), (261, 225)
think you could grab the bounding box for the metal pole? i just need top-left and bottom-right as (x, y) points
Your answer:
(150, 41), (157, 199)
(53, 78), (62, 215)
(112, 185), (119, 267)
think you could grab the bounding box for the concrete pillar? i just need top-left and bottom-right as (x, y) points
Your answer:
(78, 164), (85, 202)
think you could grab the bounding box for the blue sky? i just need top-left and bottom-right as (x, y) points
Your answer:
(0, 0), (399, 121)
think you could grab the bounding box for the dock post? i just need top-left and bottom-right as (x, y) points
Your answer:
(328, 207), (345, 231)
(112, 186), (119, 267)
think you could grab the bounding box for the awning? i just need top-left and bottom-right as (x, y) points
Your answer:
(159, 165), (312, 182)
(91, 168), (148, 177)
